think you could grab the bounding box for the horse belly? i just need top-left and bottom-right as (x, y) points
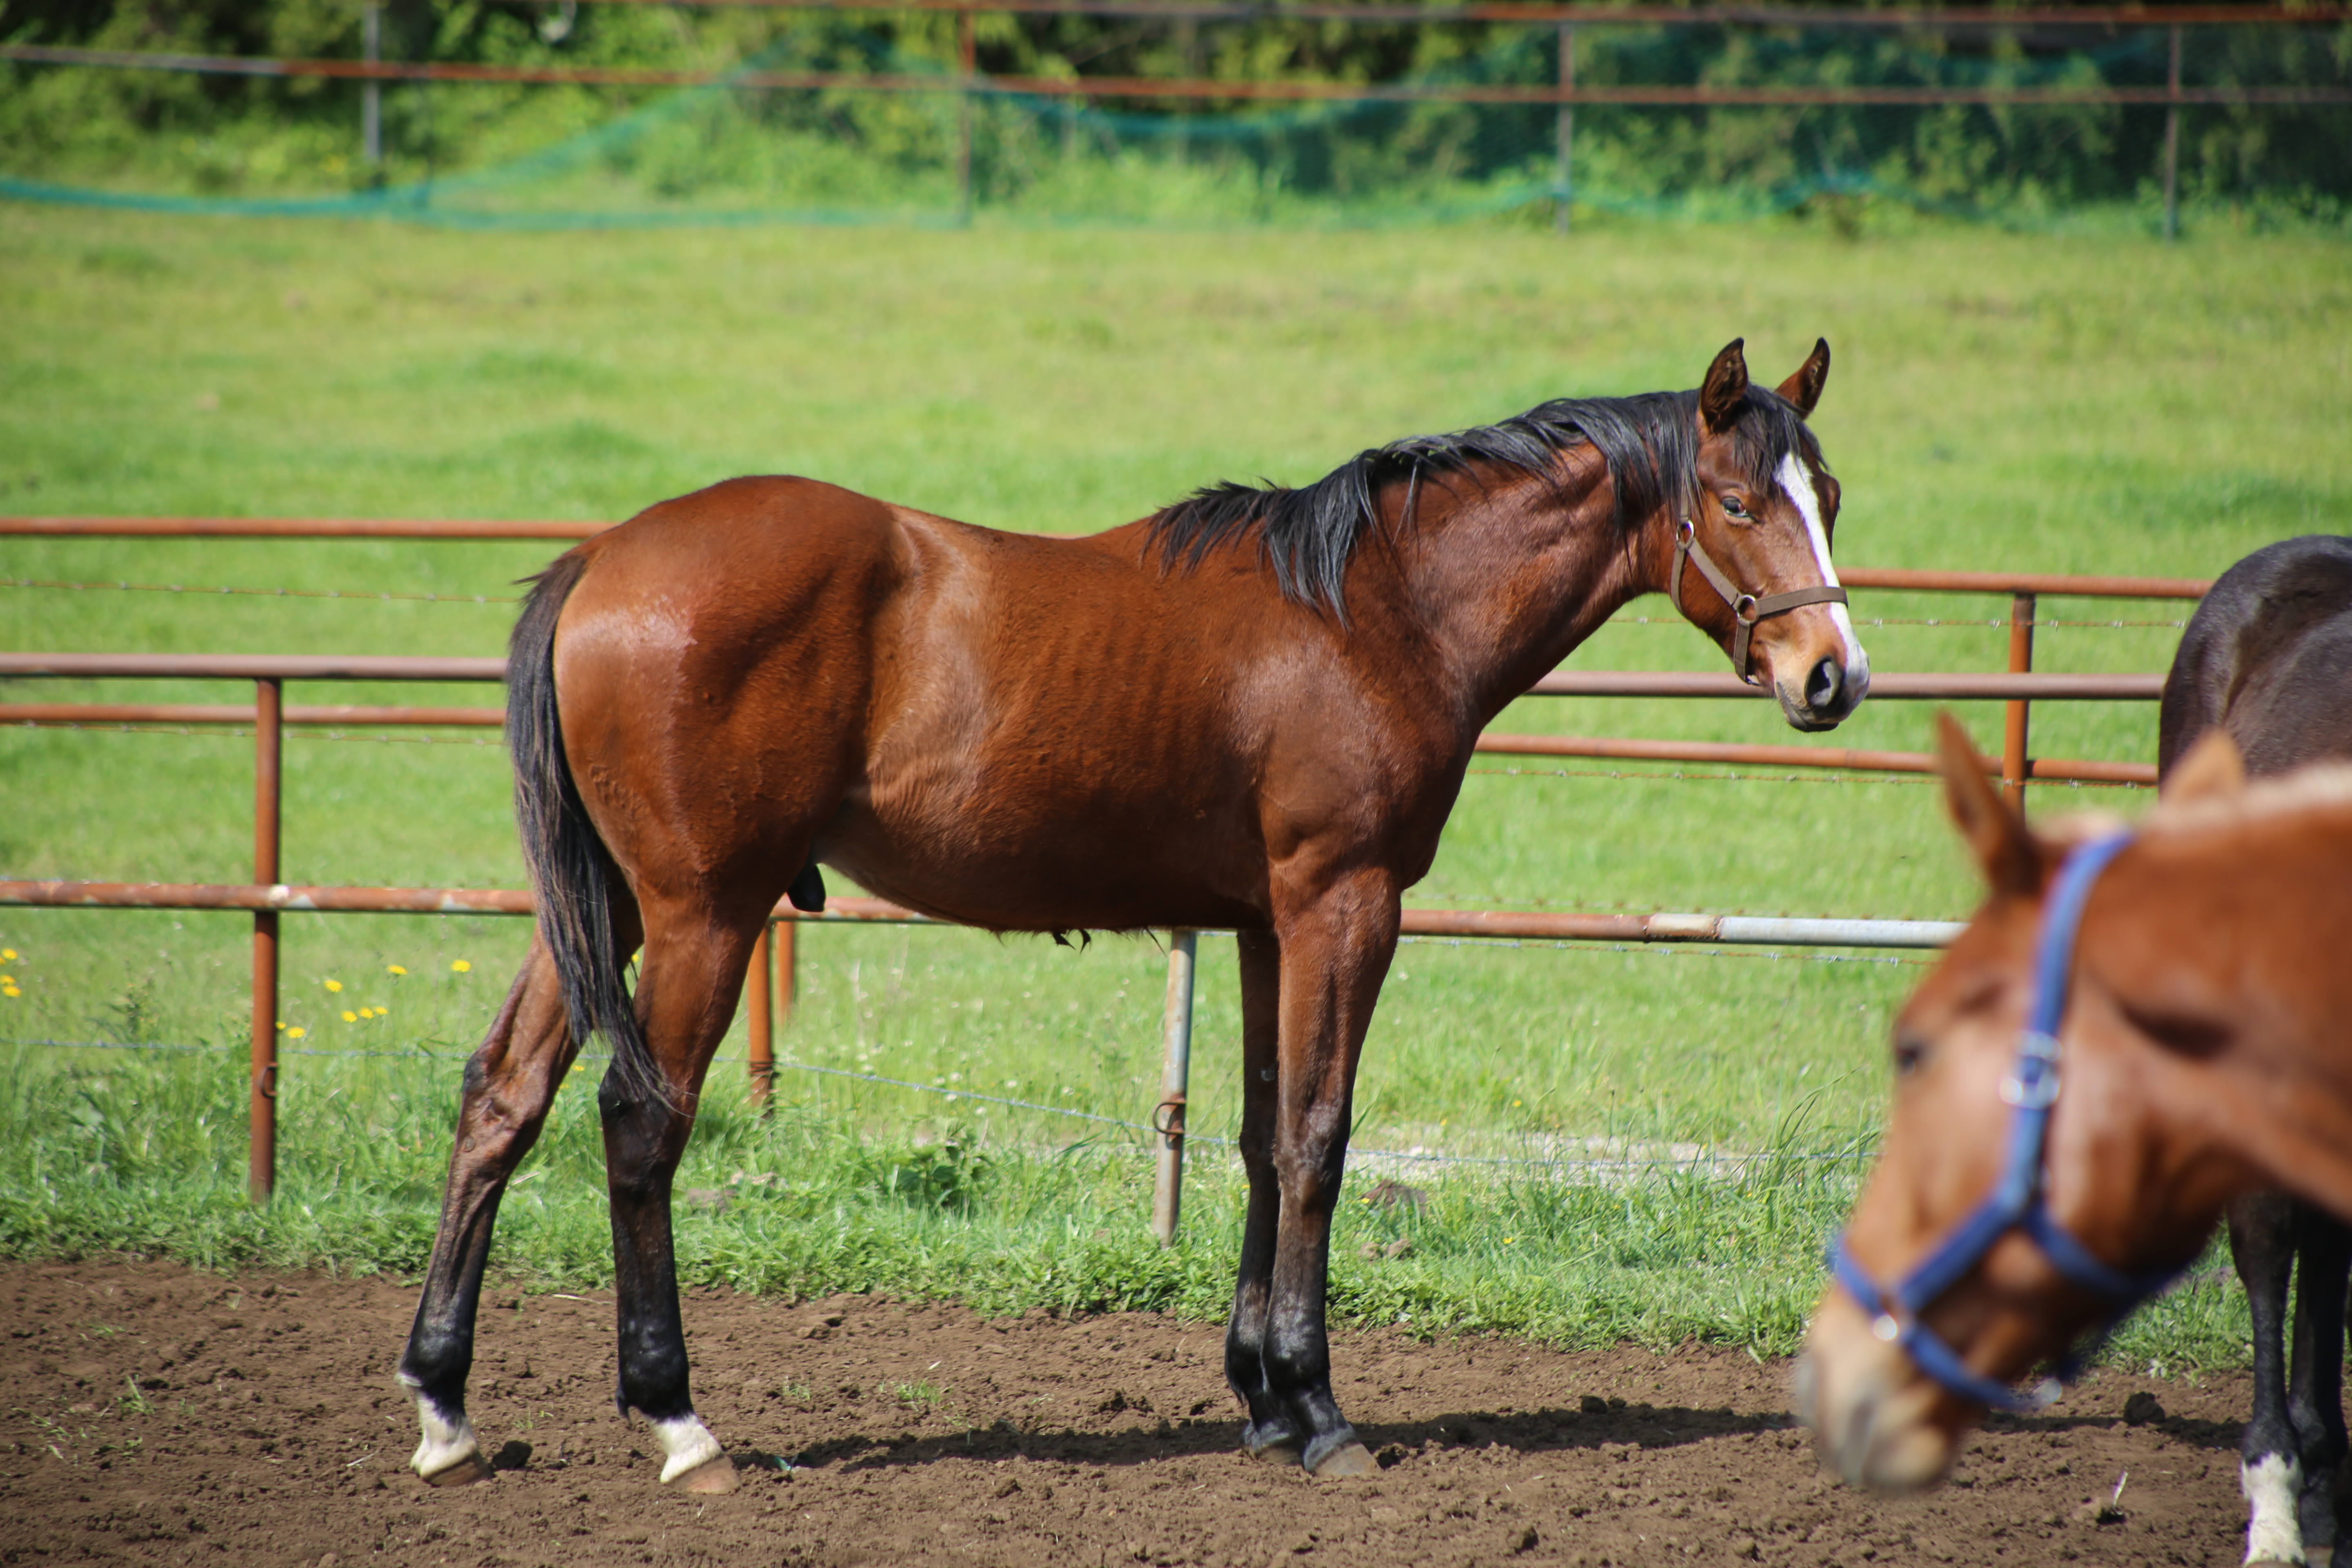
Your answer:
(820, 756), (1265, 935)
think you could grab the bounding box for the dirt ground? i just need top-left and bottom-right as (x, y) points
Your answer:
(0, 1258), (2273, 1568)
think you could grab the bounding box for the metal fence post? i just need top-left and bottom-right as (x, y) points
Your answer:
(955, 7), (976, 227)
(1152, 930), (1198, 1247)
(746, 921), (773, 1104)
(2003, 592), (2036, 815)
(1554, 24), (1576, 235)
(249, 678), (282, 1203)
(362, 3), (382, 168)
(773, 915), (797, 1032)
(2163, 24), (2182, 242)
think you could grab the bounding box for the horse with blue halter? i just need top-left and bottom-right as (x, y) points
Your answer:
(1800, 714), (2352, 1494)
(397, 339), (1866, 1491)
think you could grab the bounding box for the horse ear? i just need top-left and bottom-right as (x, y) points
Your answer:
(1698, 339), (1749, 432)
(1774, 338), (1830, 418)
(2163, 731), (2247, 805)
(1935, 713), (2040, 898)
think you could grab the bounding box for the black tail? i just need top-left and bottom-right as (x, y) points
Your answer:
(508, 554), (667, 1110)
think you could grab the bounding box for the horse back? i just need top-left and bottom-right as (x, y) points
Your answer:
(2159, 535), (2352, 778)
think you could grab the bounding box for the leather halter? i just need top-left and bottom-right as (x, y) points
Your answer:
(1670, 518), (1850, 686)
(1828, 831), (2180, 1412)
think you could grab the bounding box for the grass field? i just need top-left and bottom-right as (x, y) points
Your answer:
(2, 204), (2346, 1365)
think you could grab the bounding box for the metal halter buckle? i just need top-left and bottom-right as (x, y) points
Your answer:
(1668, 515), (1848, 686)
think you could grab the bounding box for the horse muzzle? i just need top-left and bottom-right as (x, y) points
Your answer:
(1775, 650), (1869, 732)
(1793, 1298), (1962, 1493)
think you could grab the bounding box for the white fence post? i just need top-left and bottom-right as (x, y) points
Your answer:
(1152, 930), (1198, 1246)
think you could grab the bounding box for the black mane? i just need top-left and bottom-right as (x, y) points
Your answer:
(1146, 386), (1824, 619)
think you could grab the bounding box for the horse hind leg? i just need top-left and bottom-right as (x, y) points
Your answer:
(2232, 1192), (2305, 1566)
(1222, 931), (1296, 1462)
(2288, 1208), (2352, 1558)
(398, 941), (584, 1484)
(597, 896), (768, 1493)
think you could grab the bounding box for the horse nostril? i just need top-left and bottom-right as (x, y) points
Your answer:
(1806, 657), (1844, 712)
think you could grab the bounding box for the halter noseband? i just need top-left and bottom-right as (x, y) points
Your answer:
(1671, 519), (1850, 686)
(1829, 831), (2179, 1413)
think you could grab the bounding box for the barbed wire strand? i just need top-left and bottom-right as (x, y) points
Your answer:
(0, 581), (2185, 630)
(2, 722), (2151, 784)
(0, 1037), (1874, 1169)
(0, 577), (518, 605)
(1468, 765), (2145, 791)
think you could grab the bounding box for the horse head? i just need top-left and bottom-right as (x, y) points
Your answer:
(1671, 338), (1869, 731)
(1795, 717), (2251, 1492)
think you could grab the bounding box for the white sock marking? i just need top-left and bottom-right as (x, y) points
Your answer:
(650, 1413), (724, 1484)
(400, 1374), (482, 1481)
(1776, 451), (1869, 690)
(2241, 1452), (2306, 1564)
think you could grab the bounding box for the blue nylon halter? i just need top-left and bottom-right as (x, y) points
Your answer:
(1827, 830), (2179, 1413)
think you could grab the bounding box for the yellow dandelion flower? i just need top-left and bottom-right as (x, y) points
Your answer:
(2, 987), (18, 1000)
(1512, 1099), (1522, 1108)
(386, 964), (407, 976)
(1503, 1236), (1516, 1245)
(1, 948), (15, 960)
(324, 978), (343, 993)
(451, 960), (472, 973)
(0, 976), (11, 987)
(571, 1064), (585, 1074)
(275, 1020), (286, 1031)
(288, 1026), (306, 1038)
(341, 1010), (358, 1023)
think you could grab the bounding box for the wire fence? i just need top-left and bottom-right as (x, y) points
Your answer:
(2, 4), (2346, 232)
(2, 1033), (1878, 1172)
(2, 576), (2191, 627)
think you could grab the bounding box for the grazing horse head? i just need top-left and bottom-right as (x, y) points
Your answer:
(1672, 338), (1867, 730)
(1798, 717), (2352, 1493)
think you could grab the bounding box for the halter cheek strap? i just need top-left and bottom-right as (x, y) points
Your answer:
(1671, 518), (1850, 686)
(1829, 831), (2180, 1413)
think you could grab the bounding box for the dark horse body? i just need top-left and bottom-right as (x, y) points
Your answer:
(397, 341), (1868, 1489)
(2158, 535), (2352, 1566)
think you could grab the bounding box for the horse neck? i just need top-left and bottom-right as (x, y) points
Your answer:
(2099, 815), (2352, 1216)
(1379, 457), (1651, 727)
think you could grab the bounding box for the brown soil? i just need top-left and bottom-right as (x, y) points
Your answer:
(0, 1258), (2263, 1567)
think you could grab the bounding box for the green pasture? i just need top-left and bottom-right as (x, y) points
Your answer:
(0, 205), (2345, 1365)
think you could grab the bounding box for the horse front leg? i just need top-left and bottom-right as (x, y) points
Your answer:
(1222, 931), (1295, 1459)
(399, 943), (581, 1483)
(597, 901), (761, 1494)
(1259, 874), (1397, 1479)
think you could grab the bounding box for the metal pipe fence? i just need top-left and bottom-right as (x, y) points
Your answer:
(0, 515), (2206, 1221)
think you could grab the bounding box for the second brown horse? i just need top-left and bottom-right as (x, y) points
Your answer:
(398, 339), (1867, 1488)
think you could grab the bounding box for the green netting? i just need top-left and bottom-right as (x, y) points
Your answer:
(3, 19), (2348, 232)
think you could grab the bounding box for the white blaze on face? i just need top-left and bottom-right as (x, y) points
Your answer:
(1776, 450), (1868, 684)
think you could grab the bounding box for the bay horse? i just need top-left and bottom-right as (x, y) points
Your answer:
(2160, 535), (2352, 1566)
(1797, 713), (2352, 1495)
(399, 339), (1868, 1492)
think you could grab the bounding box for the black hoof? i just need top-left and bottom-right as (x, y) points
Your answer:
(1242, 1419), (1303, 1465)
(1302, 1428), (1375, 1478)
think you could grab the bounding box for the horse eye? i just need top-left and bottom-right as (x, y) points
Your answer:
(1893, 1034), (1927, 1076)
(1721, 495), (1748, 519)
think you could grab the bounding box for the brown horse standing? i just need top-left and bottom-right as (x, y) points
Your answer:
(399, 340), (1867, 1490)
(1799, 719), (2352, 1493)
